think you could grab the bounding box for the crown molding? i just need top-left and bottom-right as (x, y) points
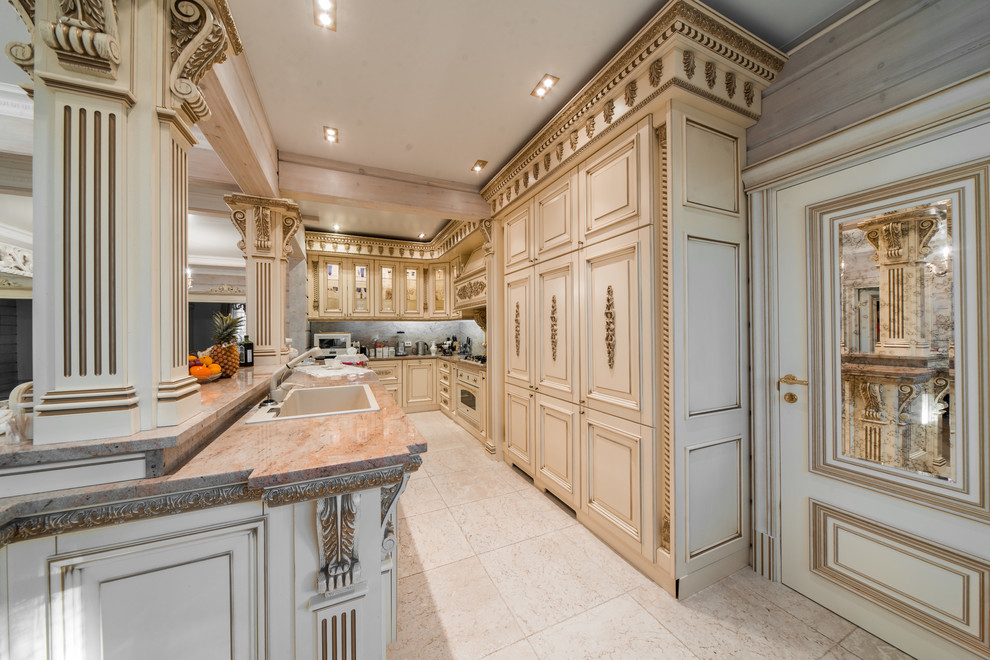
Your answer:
(305, 219), (479, 261)
(480, 0), (785, 211)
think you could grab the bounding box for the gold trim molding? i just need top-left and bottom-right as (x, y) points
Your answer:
(305, 219), (480, 261)
(481, 0), (784, 210)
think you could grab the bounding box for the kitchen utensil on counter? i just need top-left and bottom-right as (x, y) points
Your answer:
(415, 340), (429, 355)
(395, 331), (406, 356)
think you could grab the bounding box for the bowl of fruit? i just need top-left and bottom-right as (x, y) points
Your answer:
(189, 354), (223, 382)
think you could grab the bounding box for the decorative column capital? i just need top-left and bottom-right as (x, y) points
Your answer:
(224, 194), (302, 261)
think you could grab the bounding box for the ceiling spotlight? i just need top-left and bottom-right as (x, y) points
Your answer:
(323, 126), (338, 143)
(531, 74), (559, 98)
(333, 224), (340, 232)
(471, 159), (488, 173)
(418, 233), (426, 240)
(313, 0), (337, 30)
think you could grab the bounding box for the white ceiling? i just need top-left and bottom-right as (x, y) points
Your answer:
(297, 200), (448, 241)
(0, 0), (865, 250)
(227, 0), (864, 190)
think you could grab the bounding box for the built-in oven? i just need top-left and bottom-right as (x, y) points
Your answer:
(455, 368), (482, 428)
(312, 332), (351, 359)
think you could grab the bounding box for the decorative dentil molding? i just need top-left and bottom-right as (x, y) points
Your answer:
(38, 0), (121, 79)
(169, 0), (231, 123)
(317, 493), (361, 593)
(0, 242), (33, 277)
(480, 0), (785, 211)
(305, 220), (479, 261)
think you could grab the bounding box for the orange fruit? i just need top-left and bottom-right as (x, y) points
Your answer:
(200, 356), (213, 366)
(190, 365), (211, 378)
(208, 364), (222, 374)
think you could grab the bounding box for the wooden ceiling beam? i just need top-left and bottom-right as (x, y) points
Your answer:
(279, 159), (491, 221)
(198, 54), (279, 198)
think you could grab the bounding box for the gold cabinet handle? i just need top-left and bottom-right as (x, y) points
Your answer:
(776, 374), (809, 390)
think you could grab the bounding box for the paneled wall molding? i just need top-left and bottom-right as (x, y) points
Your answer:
(481, 0), (784, 214)
(225, 194), (302, 366)
(305, 220), (479, 261)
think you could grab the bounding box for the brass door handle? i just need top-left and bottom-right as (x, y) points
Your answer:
(776, 374), (808, 390)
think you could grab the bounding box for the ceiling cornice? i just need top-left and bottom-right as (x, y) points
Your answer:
(481, 0), (786, 207)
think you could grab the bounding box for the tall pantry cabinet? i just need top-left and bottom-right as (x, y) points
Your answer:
(486, 1), (785, 597)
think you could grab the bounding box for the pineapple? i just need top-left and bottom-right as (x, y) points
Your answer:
(208, 312), (244, 377)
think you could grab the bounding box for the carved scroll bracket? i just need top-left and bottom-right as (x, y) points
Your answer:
(4, 1), (35, 84)
(169, 0), (230, 123)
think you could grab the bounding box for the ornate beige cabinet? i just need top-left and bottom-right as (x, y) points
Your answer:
(490, 0), (785, 597)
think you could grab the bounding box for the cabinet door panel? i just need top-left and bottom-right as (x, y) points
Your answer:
(348, 260), (374, 318)
(505, 384), (535, 475)
(403, 360), (436, 409)
(429, 263), (449, 317)
(536, 169), (577, 259)
(581, 410), (646, 552)
(375, 261), (398, 317)
(537, 253), (577, 401)
(536, 394), (578, 507)
(579, 122), (650, 244)
(503, 203), (533, 273)
(505, 268), (534, 388)
(320, 257), (346, 318)
(580, 228), (651, 424)
(400, 263), (424, 318)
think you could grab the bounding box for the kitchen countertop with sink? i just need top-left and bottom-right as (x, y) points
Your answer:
(0, 365), (425, 546)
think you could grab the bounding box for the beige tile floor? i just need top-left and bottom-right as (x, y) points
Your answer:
(388, 412), (914, 660)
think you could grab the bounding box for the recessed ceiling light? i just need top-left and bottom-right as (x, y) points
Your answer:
(471, 160), (488, 173)
(333, 223), (340, 232)
(531, 74), (559, 98)
(314, 0), (336, 30)
(324, 126), (339, 143)
(418, 233), (425, 239)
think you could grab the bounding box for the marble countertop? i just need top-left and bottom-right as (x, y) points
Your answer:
(0, 366), (275, 470)
(0, 365), (426, 545)
(174, 369), (426, 488)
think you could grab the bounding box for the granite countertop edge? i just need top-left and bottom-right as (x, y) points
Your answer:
(0, 367), (427, 545)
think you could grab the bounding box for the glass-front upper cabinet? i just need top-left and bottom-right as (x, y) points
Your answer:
(349, 260), (373, 318)
(402, 263), (424, 317)
(376, 261), (398, 317)
(320, 257), (345, 317)
(429, 263), (448, 317)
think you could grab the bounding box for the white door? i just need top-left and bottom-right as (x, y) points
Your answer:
(775, 162), (990, 659)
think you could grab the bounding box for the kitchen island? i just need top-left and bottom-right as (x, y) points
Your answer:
(0, 367), (425, 660)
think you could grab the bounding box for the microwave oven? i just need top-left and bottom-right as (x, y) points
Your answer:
(312, 332), (351, 358)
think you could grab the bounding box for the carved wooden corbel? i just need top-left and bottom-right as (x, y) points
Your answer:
(38, 0), (121, 79)
(169, 0), (230, 123)
(4, 1), (35, 82)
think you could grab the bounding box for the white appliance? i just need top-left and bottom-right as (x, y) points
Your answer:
(455, 368), (481, 428)
(312, 332), (351, 358)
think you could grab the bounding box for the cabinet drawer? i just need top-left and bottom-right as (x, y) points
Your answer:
(370, 361), (400, 383)
(439, 383), (449, 397)
(458, 369), (481, 388)
(439, 371), (450, 386)
(439, 360), (450, 375)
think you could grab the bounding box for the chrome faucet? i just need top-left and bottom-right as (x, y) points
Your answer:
(269, 347), (323, 403)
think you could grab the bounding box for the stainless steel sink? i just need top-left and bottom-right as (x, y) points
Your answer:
(245, 384), (379, 424)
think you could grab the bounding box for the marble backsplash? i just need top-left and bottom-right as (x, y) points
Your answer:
(309, 319), (486, 354)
